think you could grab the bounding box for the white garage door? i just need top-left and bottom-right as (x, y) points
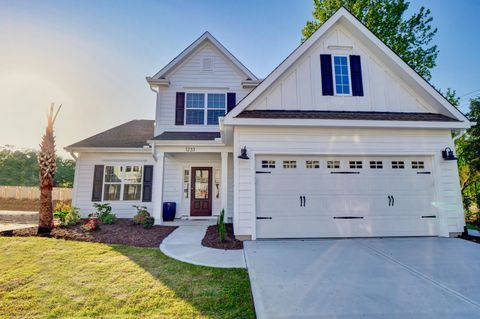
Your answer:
(255, 156), (437, 238)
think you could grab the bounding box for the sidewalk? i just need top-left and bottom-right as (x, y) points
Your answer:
(160, 223), (246, 269)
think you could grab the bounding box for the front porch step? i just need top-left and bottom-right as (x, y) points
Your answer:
(163, 218), (216, 227)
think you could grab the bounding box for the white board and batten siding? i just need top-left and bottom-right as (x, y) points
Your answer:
(233, 126), (464, 239)
(72, 152), (155, 218)
(246, 24), (444, 116)
(155, 43), (253, 135)
(161, 153), (234, 220)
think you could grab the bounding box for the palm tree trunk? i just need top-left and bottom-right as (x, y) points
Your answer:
(38, 184), (54, 234)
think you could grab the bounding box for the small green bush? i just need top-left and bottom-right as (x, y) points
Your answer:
(217, 209), (226, 243)
(93, 203), (117, 224)
(53, 203), (80, 227)
(143, 216), (155, 229)
(133, 205), (155, 229)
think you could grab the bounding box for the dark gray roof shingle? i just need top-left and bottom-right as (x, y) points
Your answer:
(153, 131), (221, 141)
(66, 120), (154, 149)
(236, 110), (459, 122)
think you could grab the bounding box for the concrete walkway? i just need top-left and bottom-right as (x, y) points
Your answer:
(160, 223), (246, 268)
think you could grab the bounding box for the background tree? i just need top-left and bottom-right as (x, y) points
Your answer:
(455, 97), (480, 211)
(302, 0), (439, 80)
(37, 104), (61, 235)
(0, 147), (75, 187)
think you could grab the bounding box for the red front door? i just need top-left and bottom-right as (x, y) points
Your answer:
(190, 167), (212, 216)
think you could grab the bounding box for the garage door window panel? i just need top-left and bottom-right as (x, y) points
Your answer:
(327, 161), (340, 169)
(306, 160), (320, 168)
(392, 161), (405, 169)
(262, 160), (276, 168)
(283, 161), (297, 169)
(412, 161), (425, 169)
(349, 161), (363, 169)
(370, 161), (383, 169)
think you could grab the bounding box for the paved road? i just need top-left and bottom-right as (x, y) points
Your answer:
(244, 238), (480, 319)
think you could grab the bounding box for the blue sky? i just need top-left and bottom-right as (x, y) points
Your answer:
(0, 0), (479, 156)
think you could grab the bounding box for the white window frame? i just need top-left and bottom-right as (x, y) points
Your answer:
(332, 55), (352, 96)
(102, 165), (143, 202)
(184, 92), (226, 126)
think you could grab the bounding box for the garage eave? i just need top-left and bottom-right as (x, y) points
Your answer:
(223, 118), (472, 129)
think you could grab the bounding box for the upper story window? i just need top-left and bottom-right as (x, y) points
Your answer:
(333, 55), (351, 95)
(185, 93), (226, 125)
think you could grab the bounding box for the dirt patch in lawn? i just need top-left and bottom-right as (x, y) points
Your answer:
(0, 219), (177, 247)
(0, 198), (70, 211)
(202, 223), (243, 250)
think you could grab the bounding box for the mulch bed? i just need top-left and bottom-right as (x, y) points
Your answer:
(0, 198), (70, 211)
(0, 219), (177, 247)
(202, 223), (243, 250)
(460, 234), (480, 244)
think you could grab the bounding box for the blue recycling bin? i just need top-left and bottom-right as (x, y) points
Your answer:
(162, 202), (176, 222)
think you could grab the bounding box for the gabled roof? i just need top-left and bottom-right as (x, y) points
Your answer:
(65, 120), (154, 150)
(225, 7), (470, 127)
(147, 31), (257, 83)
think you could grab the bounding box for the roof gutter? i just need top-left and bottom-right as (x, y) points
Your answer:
(63, 147), (152, 153)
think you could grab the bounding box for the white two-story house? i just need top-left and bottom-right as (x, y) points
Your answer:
(66, 8), (472, 240)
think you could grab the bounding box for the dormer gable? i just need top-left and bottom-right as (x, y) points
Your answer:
(225, 7), (470, 128)
(147, 31), (258, 88)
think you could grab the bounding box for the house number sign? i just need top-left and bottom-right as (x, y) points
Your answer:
(185, 147), (196, 152)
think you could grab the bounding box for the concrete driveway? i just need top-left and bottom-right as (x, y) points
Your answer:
(244, 238), (480, 319)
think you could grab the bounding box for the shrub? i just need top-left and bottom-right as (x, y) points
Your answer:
(143, 216), (155, 229)
(217, 209), (226, 243)
(93, 203), (117, 224)
(132, 205), (155, 229)
(81, 217), (100, 232)
(53, 203), (80, 227)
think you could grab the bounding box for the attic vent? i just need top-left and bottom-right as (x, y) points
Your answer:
(202, 57), (213, 71)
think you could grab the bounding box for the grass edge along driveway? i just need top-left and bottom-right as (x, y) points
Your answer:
(0, 237), (254, 319)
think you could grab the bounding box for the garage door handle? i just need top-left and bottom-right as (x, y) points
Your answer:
(257, 217), (272, 220)
(303, 196), (306, 207)
(391, 195), (394, 207)
(388, 195), (392, 206)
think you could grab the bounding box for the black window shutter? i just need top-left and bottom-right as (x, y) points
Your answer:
(349, 55), (364, 96)
(320, 54), (334, 96)
(142, 165), (154, 202)
(175, 92), (185, 125)
(227, 92), (236, 113)
(91, 165), (104, 202)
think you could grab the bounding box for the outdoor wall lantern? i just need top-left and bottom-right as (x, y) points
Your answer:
(238, 146), (250, 160)
(442, 147), (458, 161)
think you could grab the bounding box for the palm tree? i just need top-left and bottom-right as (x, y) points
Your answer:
(38, 103), (61, 235)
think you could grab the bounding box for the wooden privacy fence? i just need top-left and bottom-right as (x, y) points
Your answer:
(0, 186), (72, 201)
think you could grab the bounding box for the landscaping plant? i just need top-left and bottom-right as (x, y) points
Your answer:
(53, 202), (80, 227)
(132, 205), (155, 229)
(37, 103), (61, 235)
(81, 217), (100, 232)
(217, 209), (226, 243)
(93, 203), (117, 224)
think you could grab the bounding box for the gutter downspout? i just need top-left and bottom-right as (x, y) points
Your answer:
(453, 129), (467, 142)
(69, 151), (78, 161)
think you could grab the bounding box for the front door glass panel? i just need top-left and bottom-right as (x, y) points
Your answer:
(195, 169), (209, 199)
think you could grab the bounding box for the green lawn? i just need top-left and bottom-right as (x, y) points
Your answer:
(0, 237), (255, 319)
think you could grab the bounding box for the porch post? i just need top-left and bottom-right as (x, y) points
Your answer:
(152, 151), (165, 225)
(221, 151), (228, 216)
